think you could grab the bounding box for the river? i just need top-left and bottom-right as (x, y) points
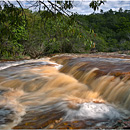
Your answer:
(0, 53), (130, 129)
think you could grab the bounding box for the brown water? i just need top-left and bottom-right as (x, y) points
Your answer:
(0, 54), (130, 129)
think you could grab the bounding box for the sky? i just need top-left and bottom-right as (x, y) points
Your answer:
(7, 0), (130, 15)
(70, 0), (130, 15)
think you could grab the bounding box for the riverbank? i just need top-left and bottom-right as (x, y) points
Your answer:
(1, 51), (130, 62)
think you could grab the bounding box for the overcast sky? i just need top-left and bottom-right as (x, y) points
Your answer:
(10, 0), (130, 15)
(70, 0), (130, 15)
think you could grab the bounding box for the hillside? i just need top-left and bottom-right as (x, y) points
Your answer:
(74, 8), (130, 52)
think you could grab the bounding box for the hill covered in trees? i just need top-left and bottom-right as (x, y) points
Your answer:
(0, 3), (130, 59)
(75, 8), (130, 52)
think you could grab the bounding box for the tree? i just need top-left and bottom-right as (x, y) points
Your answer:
(89, 0), (106, 12)
(75, 8), (130, 52)
(0, 0), (106, 59)
(119, 7), (123, 13)
(0, 2), (27, 58)
(0, 1), (106, 16)
(100, 9), (104, 14)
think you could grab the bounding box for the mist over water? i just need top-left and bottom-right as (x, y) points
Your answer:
(0, 54), (130, 129)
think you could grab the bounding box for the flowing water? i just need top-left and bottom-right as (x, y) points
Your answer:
(0, 54), (130, 129)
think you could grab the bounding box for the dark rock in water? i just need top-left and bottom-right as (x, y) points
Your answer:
(0, 89), (9, 94)
(13, 109), (65, 129)
(0, 107), (14, 125)
(123, 121), (130, 129)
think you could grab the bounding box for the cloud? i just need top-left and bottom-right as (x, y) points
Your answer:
(5, 0), (130, 15)
(70, 0), (130, 14)
(70, 0), (93, 14)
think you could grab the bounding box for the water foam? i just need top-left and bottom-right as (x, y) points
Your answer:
(0, 58), (63, 71)
(65, 102), (125, 122)
(0, 87), (26, 129)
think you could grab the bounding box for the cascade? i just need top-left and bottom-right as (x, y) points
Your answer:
(0, 54), (130, 129)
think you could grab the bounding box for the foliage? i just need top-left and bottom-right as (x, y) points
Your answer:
(0, 0), (106, 59)
(89, 0), (106, 11)
(0, 3), (27, 59)
(23, 11), (95, 58)
(1, 1), (106, 16)
(74, 9), (130, 52)
(1, 1), (130, 59)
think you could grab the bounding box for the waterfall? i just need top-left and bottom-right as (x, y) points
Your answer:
(0, 54), (130, 129)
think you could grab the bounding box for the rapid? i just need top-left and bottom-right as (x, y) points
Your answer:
(0, 53), (130, 129)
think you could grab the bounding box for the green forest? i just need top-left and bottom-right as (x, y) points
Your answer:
(0, 2), (130, 59)
(75, 8), (130, 52)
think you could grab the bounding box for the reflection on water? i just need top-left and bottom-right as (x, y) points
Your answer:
(0, 54), (130, 129)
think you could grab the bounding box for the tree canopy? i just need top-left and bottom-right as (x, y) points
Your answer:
(74, 8), (130, 52)
(0, 0), (114, 60)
